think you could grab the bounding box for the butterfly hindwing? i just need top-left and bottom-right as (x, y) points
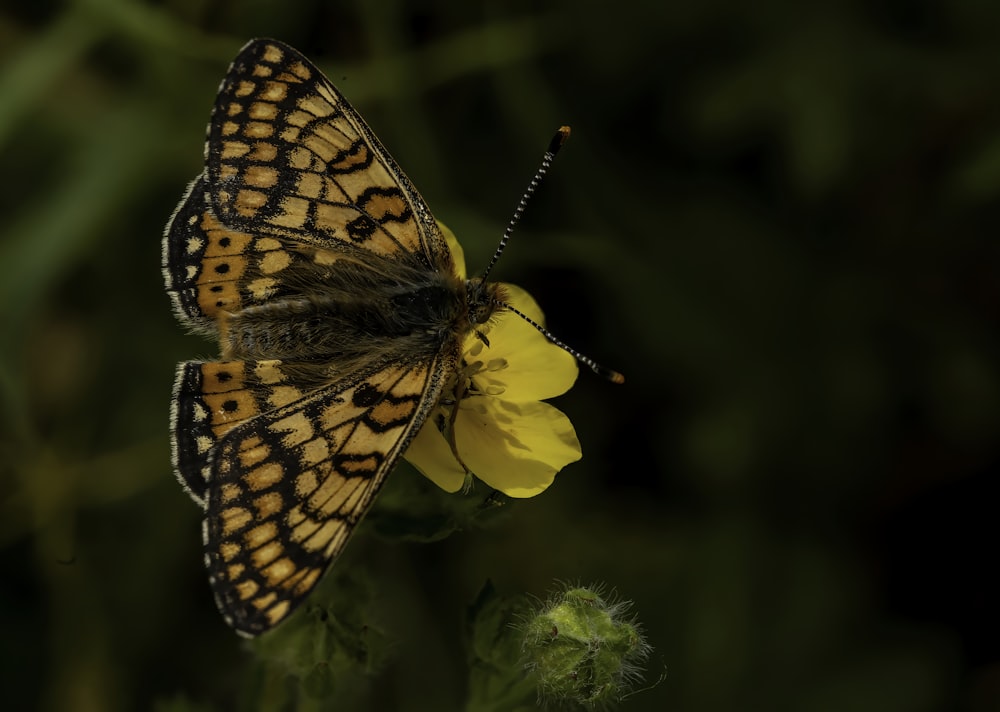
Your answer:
(163, 174), (308, 331)
(203, 356), (449, 636)
(170, 359), (311, 505)
(206, 39), (449, 269)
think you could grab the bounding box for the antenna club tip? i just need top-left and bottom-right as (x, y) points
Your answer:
(593, 365), (625, 384)
(549, 126), (571, 154)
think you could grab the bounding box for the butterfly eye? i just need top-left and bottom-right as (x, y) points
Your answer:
(469, 303), (492, 326)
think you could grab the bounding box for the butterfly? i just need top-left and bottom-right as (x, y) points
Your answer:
(162, 38), (508, 637)
(163, 38), (617, 638)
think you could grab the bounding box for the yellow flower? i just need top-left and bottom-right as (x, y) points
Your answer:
(404, 225), (582, 498)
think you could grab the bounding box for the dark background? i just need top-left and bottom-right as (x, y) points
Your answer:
(2, 1), (999, 710)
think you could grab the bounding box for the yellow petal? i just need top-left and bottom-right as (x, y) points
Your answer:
(405, 418), (466, 493)
(406, 229), (582, 498)
(469, 283), (578, 401)
(438, 222), (466, 280)
(499, 283), (544, 324)
(456, 399), (582, 498)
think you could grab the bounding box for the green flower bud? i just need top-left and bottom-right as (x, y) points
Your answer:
(520, 585), (651, 708)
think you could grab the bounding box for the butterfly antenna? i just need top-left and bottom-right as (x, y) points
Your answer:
(479, 126), (571, 283)
(495, 299), (626, 384)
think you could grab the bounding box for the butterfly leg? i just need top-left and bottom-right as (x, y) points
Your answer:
(439, 373), (477, 491)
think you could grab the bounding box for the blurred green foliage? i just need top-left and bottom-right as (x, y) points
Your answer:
(2, 0), (999, 710)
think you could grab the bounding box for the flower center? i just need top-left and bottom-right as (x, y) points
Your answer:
(462, 340), (509, 398)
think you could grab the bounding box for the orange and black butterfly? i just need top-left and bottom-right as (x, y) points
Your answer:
(163, 39), (616, 637)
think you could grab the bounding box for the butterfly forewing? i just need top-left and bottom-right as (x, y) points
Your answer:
(206, 40), (449, 268)
(204, 358), (447, 635)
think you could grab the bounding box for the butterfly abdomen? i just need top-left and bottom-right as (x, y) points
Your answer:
(220, 277), (466, 363)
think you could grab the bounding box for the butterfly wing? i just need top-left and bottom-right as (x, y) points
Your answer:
(171, 358), (312, 506)
(163, 174), (313, 334)
(163, 38), (457, 334)
(206, 39), (450, 268)
(202, 357), (448, 636)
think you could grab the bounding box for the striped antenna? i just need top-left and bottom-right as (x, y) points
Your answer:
(480, 125), (624, 384)
(479, 126), (571, 283)
(496, 299), (625, 384)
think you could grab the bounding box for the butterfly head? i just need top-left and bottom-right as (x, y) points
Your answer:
(465, 277), (507, 328)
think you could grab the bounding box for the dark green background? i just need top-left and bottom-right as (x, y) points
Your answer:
(2, 1), (998, 710)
